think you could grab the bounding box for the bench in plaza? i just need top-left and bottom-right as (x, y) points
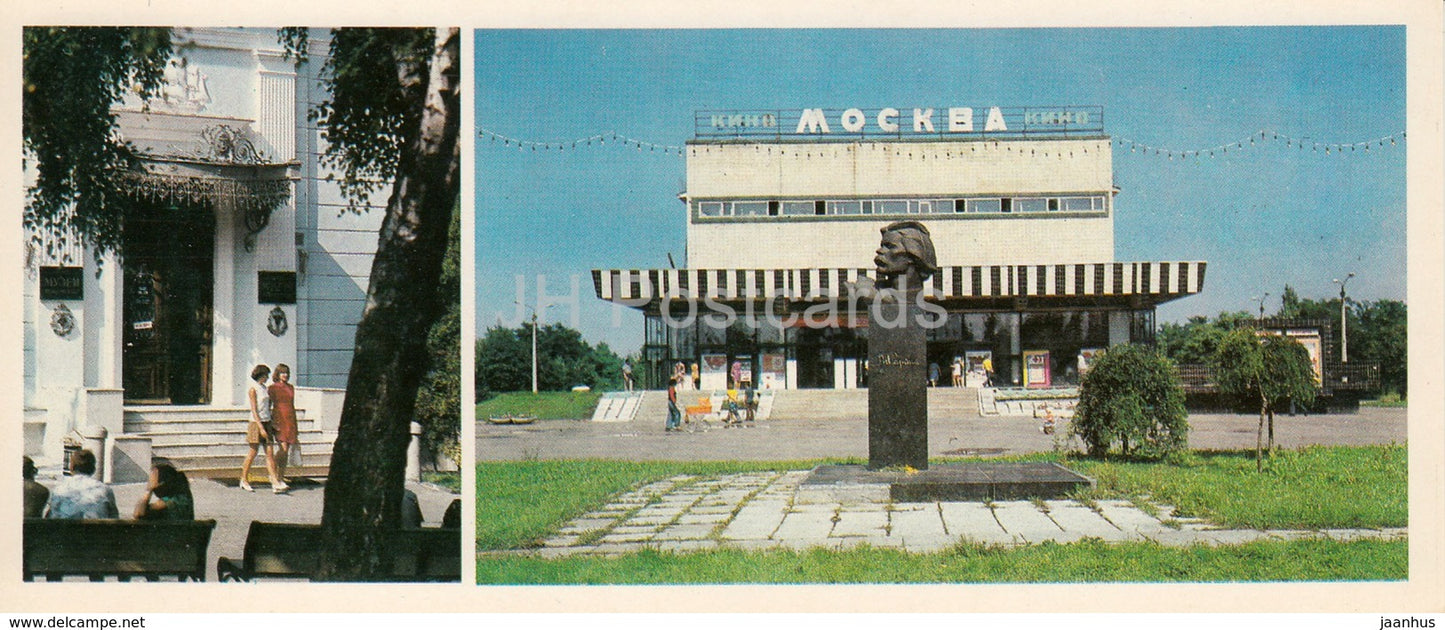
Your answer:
(217, 521), (460, 582)
(23, 518), (217, 582)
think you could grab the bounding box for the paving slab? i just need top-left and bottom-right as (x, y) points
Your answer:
(677, 512), (732, 525)
(656, 540), (720, 553)
(835, 536), (903, 549)
(938, 501), (1016, 545)
(653, 524), (718, 540)
(559, 518), (618, 532)
(1044, 500), (1130, 541)
(1093, 500), (1170, 537)
(991, 501), (1070, 543)
(888, 505), (948, 539)
(773, 510), (837, 540)
(720, 502), (788, 540)
(600, 531), (655, 543)
(831, 509), (889, 537)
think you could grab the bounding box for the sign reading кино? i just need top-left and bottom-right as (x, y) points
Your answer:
(694, 106), (1104, 139)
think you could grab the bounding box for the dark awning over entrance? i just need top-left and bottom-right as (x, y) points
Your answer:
(594, 261), (1206, 311)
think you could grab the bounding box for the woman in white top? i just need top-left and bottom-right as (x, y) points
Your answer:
(239, 364), (288, 493)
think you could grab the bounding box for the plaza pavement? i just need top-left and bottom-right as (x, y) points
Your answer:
(34, 470), (460, 582)
(477, 403), (1407, 555)
(477, 404), (1407, 462)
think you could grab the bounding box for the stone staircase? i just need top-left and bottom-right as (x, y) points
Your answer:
(122, 406), (335, 479)
(620, 389), (778, 424)
(768, 389), (869, 421)
(590, 391), (646, 422)
(766, 387), (980, 422)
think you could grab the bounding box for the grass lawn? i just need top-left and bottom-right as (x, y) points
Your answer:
(477, 391), (602, 421)
(479, 539), (1405, 584)
(476, 446), (1407, 583)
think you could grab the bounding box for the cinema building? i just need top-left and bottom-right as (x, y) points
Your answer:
(23, 28), (381, 479)
(594, 106), (1208, 390)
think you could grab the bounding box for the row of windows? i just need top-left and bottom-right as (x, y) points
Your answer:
(694, 195), (1107, 218)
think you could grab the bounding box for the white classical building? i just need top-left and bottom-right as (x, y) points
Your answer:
(22, 28), (387, 480)
(596, 107), (1207, 390)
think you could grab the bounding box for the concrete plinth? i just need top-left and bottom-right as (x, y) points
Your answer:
(802, 462), (1094, 503)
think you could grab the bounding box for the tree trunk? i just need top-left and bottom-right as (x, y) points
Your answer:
(1256, 394), (1267, 473)
(315, 28), (460, 581)
(1267, 408), (1275, 454)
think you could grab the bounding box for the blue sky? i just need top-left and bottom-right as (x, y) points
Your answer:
(475, 27), (1407, 355)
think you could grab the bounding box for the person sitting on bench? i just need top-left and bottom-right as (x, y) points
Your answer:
(134, 459), (194, 521)
(23, 456), (49, 518)
(45, 450), (117, 520)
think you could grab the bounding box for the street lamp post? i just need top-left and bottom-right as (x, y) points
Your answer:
(518, 302), (555, 394)
(1334, 273), (1355, 363)
(1252, 293), (1270, 319)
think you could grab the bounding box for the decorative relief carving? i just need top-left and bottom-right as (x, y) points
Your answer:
(152, 58), (212, 114)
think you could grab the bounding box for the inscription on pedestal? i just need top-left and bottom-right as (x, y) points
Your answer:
(868, 298), (929, 470)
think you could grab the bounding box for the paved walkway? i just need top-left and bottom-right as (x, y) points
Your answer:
(513, 471), (1406, 557)
(477, 406), (1407, 462)
(34, 469), (460, 581)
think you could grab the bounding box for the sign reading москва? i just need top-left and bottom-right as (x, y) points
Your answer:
(694, 106), (1104, 139)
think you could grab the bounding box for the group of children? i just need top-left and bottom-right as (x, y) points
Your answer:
(665, 377), (758, 432)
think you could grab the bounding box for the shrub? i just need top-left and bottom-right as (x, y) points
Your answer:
(1071, 344), (1189, 459)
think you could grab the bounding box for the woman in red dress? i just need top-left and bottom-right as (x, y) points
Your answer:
(268, 363), (300, 482)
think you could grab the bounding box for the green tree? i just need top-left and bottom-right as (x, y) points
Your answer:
(22, 27), (172, 259)
(1156, 311), (1255, 365)
(475, 322), (625, 396)
(1354, 299), (1407, 396)
(1071, 344), (1189, 459)
(1213, 328), (1319, 471)
(289, 28), (461, 580)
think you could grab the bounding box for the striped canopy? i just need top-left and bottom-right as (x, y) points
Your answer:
(594, 261), (1205, 308)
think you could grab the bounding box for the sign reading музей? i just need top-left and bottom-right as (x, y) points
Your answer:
(695, 105), (1104, 138)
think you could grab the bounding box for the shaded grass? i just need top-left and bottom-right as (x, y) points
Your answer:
(477, 538), (1406, 584)
(476, 391), (602, 421)
(421, 471), (461, 493)
(1065, 445), (1406, 529)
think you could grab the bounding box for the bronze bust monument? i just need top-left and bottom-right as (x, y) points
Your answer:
(851, 221), (939, 301)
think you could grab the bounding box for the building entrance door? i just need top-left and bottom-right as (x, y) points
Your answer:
(122, 202), (215, 404)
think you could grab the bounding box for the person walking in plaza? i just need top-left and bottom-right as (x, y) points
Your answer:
(239, 364), (287, 494)
(23, 456), (49, 518)
(665, 377), (682, 432)
(44, 450), (117, 519)
(268, 363), (300, 483)
(982, 356), (994, 387)
(952, 359), (963, 387)
(133, 459), (194, 521)
(723, 382), (742, 426)
(928, 362), (940, 387)
(622, 359), (634, 392)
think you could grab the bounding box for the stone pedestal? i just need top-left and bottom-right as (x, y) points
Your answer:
(867, 298), (928, 470)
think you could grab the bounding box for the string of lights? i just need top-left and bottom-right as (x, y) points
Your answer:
(478, 126), (684, 154)
(1115, 129), (1406, 159)
(479, 125), (1406, 160)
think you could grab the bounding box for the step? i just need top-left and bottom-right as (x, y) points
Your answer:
(123, 406), (252, 421)
(150, 438), (336, 459)
(125, 413), (316, 435)
(144, 428), (329, 446)
(152, 450), (333, 475)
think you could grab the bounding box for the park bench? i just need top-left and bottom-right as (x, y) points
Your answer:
(217, 521), (460, 582)
(23, 518), (217, 582)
